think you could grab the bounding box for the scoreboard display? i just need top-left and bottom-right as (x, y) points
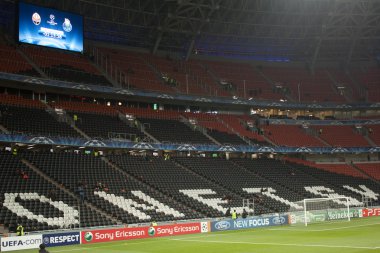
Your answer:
(18, 2), (83, 53)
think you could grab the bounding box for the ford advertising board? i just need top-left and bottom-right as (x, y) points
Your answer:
(211, 215), (288, 232)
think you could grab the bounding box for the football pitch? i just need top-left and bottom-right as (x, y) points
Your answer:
(23, 217), (380, 253)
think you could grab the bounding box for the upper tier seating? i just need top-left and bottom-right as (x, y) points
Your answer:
(262, 125), (326, 147)
(182, 112), (247, 145)
(0, 45), (40, 76)
(0, 104), (80, 138)
(351, 67), (380, 102)
(50, 101), (118, 115)
(217, 114), (266, 144)
(204, 61), (282, 100)
(185, 59), (230, 97)
(284, 157), (367, 179)
(137, 118), (213, 144)
(207, 130), (248, 145)
(97, 48), (174, 93)
(67, 112), (145, 141)
(119, 107), (181, 120)
(313, 125), (370, 147)
(21, 46), (112, 86)
(355, 163), (380, 180)
(50, 101), (146, 141)
(261, 67), (346, 103)
(328, 70), (364, 101)
(366, 125), (380, 146)
(0, 94), (45, 108)
(147, 55), (207, 95)
(0, 151), (114, 232)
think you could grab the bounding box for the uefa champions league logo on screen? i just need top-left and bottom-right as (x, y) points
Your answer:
(62, 18), (72, 32)
(47, 14), (57, 25)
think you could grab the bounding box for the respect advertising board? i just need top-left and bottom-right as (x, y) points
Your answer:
(211, 215), (288, 232)
(362, 208), (380, 217)
(42, 232), (80, 247)
(1, 234), (43, 252)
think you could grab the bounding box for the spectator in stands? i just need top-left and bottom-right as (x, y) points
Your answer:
(76, 185), (85, 203)
(20, 171), (29, 181)
(38, 243), (50, 253)
(242, 209), (248, 219)
(16, 223), (24, 236)
(225, 207), (231, 217)
(231, 210), (237, 220)
(48, 189), (57, 201)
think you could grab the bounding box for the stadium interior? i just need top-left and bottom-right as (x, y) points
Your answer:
(0, 0), (379, 236)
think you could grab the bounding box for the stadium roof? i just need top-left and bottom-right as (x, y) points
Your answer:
(2, 0), (380, 64)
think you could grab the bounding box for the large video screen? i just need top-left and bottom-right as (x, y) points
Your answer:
(18, 2), (83, 53)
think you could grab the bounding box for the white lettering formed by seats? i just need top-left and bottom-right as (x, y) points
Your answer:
(95, 191), (184, 220)
(3, 193), (79, 228)
(304, 186), (362, 206)
(243, 187), (303, 209)
(130, 190), (184, 218)
(342, 185), (379, 200)
(179, 189), (254, 214)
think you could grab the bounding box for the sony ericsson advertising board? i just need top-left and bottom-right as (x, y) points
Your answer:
(42, 232), (80, 247)
(81, 222), (208, 244)
(19, 2), (83, 52)
(211, 215), (289, 232)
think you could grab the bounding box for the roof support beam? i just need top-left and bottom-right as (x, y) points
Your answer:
(152, 31), (163, 55)
(185, 38), (195, 61)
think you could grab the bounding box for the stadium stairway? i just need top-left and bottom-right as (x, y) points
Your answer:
(86, 45), (120, 88)
(20, 158), (120, 225)
(352, 163), (380, 184)
(178, 115), (220, 145)
(16, 47), (47, 78)
(44, 104), (91, 140)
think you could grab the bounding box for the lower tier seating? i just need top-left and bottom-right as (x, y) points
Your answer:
(0, 152), (115, 232)
(0, 151), (378, 232)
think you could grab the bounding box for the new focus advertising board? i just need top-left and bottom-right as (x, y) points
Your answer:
(211, 215), (289, 232)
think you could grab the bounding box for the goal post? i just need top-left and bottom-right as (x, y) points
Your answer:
(290, 197), (350, 226)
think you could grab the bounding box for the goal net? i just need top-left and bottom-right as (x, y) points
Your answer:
(290, 197), (350, 226)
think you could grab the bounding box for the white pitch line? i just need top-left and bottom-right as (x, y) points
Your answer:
(51, 239), (161, 252)
(269, 222), (380, 232)
(170, 238), (379, 250)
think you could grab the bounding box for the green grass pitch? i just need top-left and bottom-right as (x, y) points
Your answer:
(22, 217), (380, 253)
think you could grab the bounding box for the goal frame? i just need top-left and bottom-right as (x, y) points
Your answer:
(302, 197), (350, 226)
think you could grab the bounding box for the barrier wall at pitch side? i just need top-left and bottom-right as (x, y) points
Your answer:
(1, 234), (43, 252)
(210, 215), (289, 232)
(362, 208), (380, 217)
(81, 222), (210, 244)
